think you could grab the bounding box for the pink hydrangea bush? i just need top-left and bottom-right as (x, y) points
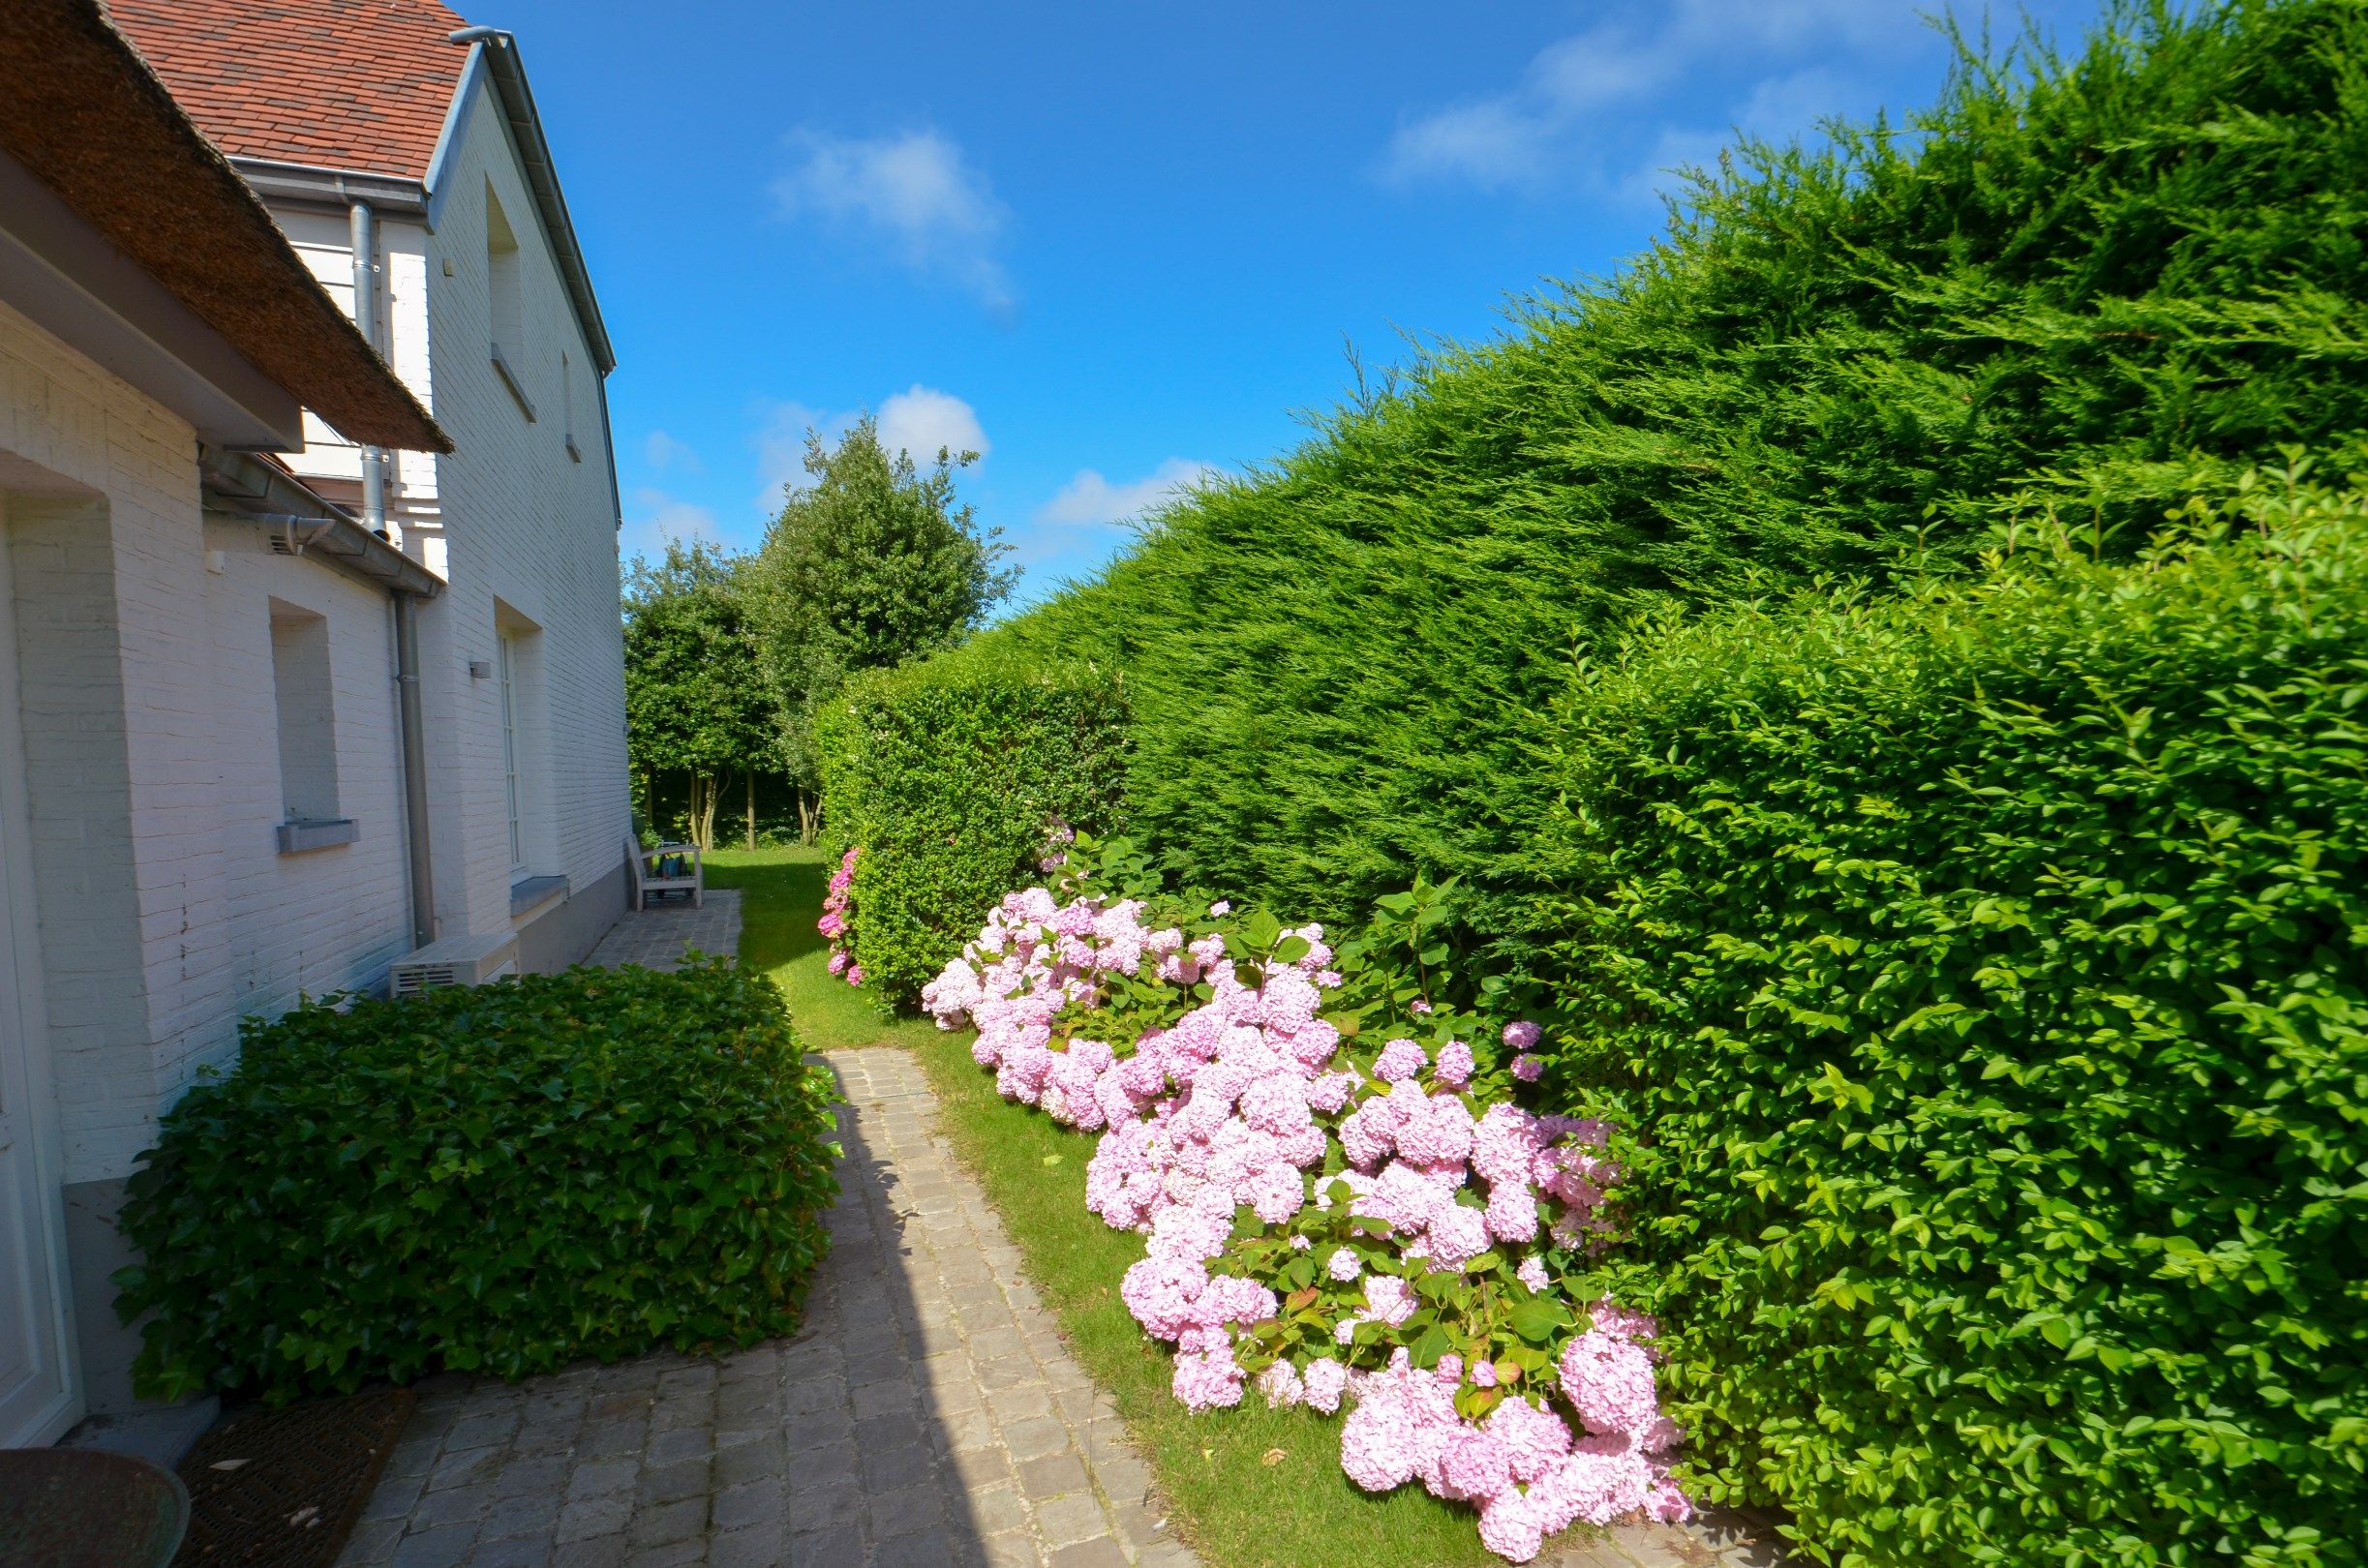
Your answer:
(918, 859), (1688, 1561)
(818, 846), (863, 987)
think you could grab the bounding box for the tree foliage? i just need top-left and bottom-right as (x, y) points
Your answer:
(622, 540), (775, 846)
(748, 416), (1017, 797)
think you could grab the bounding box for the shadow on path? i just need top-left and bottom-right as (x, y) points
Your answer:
(774, 1057), (990, 1566)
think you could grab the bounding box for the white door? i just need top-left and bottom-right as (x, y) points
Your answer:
(0, 514), (77, 1445)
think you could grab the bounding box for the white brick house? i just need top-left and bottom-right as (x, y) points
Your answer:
(0, 0), (631, 1443)
(113, 0), (635, 975)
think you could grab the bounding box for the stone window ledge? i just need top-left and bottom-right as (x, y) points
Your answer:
(276, 818), (357, 855)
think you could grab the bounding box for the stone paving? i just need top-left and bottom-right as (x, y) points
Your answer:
(584, 888), (743, 972)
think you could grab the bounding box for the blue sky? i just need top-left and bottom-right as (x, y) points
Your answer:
(496, 0), (2110, 607)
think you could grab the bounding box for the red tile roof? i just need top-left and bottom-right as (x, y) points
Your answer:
(105, 0), (471, 180)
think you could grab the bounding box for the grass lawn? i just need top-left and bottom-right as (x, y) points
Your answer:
(711, 841), (1501, 1568)
(702, 846), (945, 1052)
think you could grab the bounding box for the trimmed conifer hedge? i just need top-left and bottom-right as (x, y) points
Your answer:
(1543, 479), (2368, 1567)
(993, 0), (2368, 956)
(815, 645), (1128, 1003)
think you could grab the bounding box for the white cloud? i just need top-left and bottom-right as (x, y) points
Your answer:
(1382, 0), (1928, 196)
(772, 129), (1014, 310)
(748, 386), (988, 514)
(1037, 459), (1222, 527)
(877, 385), (988, 466)
(643, 430), (701, 474)
(620, 486), (720, 563)
(751, 400), (836, 515)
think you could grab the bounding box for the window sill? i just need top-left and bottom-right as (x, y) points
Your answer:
(490, 344), (537, 423)
(510, 873), (569, 919)
(277, 818), (357, 855)
(564, 433), (582, 463)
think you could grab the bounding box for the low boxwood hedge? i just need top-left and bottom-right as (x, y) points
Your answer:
(114, 958), (841, 1402)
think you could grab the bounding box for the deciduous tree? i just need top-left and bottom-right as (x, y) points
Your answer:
(745, 416), (1016, 837)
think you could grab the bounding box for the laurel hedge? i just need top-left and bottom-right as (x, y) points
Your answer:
(114, 960), (841, 1402)
(815, 644), (1129, 1004)
(1540, 479), (2368, 1567)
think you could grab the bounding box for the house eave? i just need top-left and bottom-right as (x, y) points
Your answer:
(0, 148), (302, 449)
(199, 444), (445, 600)
(227, 156), (427, 219)
(0, 0), (448, 454)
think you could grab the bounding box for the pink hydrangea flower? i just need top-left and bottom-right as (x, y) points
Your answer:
(1485, 1395), (1573, 1483)
(1559, 1330), (1658, 1438)
(1173, 1346), (1246, 1410)
(1302, 1357), (1349, 1414)
(1477, 1489), (1547, 1561)
(1502, 1020), (1541, 1051)
(1256, 1359), (1304, 1409)
(917, 875), (1686, 1562)
(1439, 1429), (1516, 1503)
(1363, 1275), (1418, 1328)
(1511, 1054), (1543, 1082)
(1434, 1040), (1475, 1090)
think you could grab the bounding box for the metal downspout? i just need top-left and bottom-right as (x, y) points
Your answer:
(394, 597), (436, 948)
(351, 198), (437, 948)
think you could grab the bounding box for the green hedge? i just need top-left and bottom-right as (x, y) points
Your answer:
(1543, 483), (2368, 1566)
(816, 645), (1128, 1005)
(991, 0), (2368, 957)
(114, 960), (841, 1402)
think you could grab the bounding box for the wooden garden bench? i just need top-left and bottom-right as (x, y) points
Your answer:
(626, 832), (703, 910)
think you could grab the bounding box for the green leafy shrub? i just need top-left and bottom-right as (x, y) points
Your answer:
(1541, 476), (2368, 1566)
(984, 0), (2368, 957)
(114, 960), (842, 1402)
(815, 644), (1128, 1004)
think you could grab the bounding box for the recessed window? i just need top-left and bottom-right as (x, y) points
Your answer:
(269, 600), (338, 823)
(562, 348), (581, 462)
(486, 185), (534, 421)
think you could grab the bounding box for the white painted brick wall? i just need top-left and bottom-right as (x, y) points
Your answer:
(410, 91), (628, 937)
(259, 97), (627, 942)
(2, 67), (629, 1186)
(202, 519), (412, 1022)
(2, 298), (415, 1185)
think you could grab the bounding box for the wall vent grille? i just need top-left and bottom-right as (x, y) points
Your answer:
(389, 932), (519, 997)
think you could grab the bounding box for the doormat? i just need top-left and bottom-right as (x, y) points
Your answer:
(172, 1389), (415, 1567)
